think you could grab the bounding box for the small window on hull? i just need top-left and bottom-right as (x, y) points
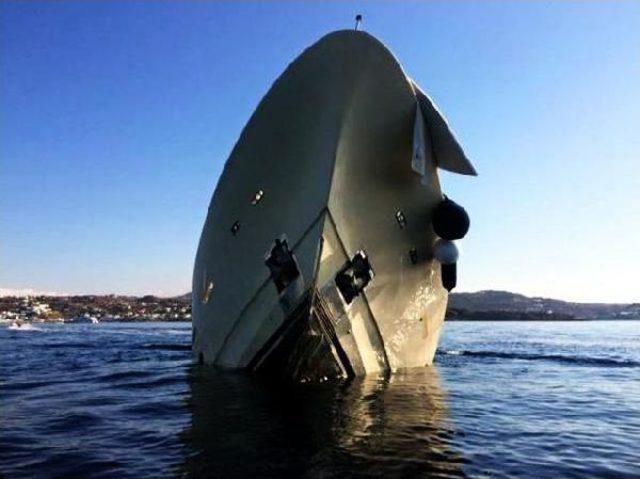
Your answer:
(251, 189), (264, 205)
(202, 281), (214, 304)
(395, 210), (407, 229)
(409, 248), (418, 265)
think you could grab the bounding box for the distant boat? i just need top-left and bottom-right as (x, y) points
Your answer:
(192, 29), (475, 380)
(67, 315), (99, 324)
(8, 321), (40, 331)
(31, 317), (64, 323)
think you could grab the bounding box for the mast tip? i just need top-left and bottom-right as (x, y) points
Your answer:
(355, 14), (363, 31)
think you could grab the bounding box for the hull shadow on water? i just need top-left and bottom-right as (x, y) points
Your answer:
(178, 366), (467, 478)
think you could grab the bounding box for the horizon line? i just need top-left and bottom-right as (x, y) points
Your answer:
(1, 287), (637, 305)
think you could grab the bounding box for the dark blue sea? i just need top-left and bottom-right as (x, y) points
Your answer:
(1, 320), (639, 478)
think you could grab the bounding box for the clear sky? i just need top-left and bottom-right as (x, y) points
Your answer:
(1, 1), (639, 302)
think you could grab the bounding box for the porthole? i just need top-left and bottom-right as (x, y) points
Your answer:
(202, 281), (214, 304)
(395, 209), (407, 229)
(409, 248), (418, 265)
(251, 189), (264, 205)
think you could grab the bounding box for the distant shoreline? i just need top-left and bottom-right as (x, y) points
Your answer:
(2, 290), (639, 324)
(4, 317), (638, 325)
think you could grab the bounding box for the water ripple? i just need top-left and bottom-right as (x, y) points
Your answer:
(1, 321), (639, 478)
(438, 349), (640, 367)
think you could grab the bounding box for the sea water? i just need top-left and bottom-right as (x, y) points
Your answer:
(1, 321), (638, 478)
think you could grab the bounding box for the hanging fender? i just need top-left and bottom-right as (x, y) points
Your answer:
(441, 263), (457, 292)
(434, 239), (458, 292)
(432, 196), (468, 292)
(432, 196), (470, 240)
(433, 238), (459, 264)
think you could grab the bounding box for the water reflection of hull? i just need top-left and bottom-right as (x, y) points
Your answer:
(179, 366), (466, 478)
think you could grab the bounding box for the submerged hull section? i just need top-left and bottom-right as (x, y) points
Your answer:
(193, 30), (458, 379)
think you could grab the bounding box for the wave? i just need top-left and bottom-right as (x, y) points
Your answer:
(38, 342), (95, 349)
(105, 328), (190, 336)
(7, 323), (42, 332)
(438, 350), (640, 368)
(165, 329), (191, 335)
(97, 370), (154, 383)
(142, 343), (191, 351)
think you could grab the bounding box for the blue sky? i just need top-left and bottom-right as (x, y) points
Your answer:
(1, 1), (639, 302)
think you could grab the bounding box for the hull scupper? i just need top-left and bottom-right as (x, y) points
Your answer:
(192, 30), (475, 380)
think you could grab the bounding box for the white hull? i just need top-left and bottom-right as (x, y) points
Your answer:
(192, 30), (474, 379)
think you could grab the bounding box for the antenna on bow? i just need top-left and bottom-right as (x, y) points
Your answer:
(354, 14), (362, 31)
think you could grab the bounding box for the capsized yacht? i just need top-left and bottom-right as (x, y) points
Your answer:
(192, 28), (476, 380)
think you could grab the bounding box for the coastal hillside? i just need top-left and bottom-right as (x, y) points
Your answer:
(1, 290), (638, 322)
(447, 290), (640, 320)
